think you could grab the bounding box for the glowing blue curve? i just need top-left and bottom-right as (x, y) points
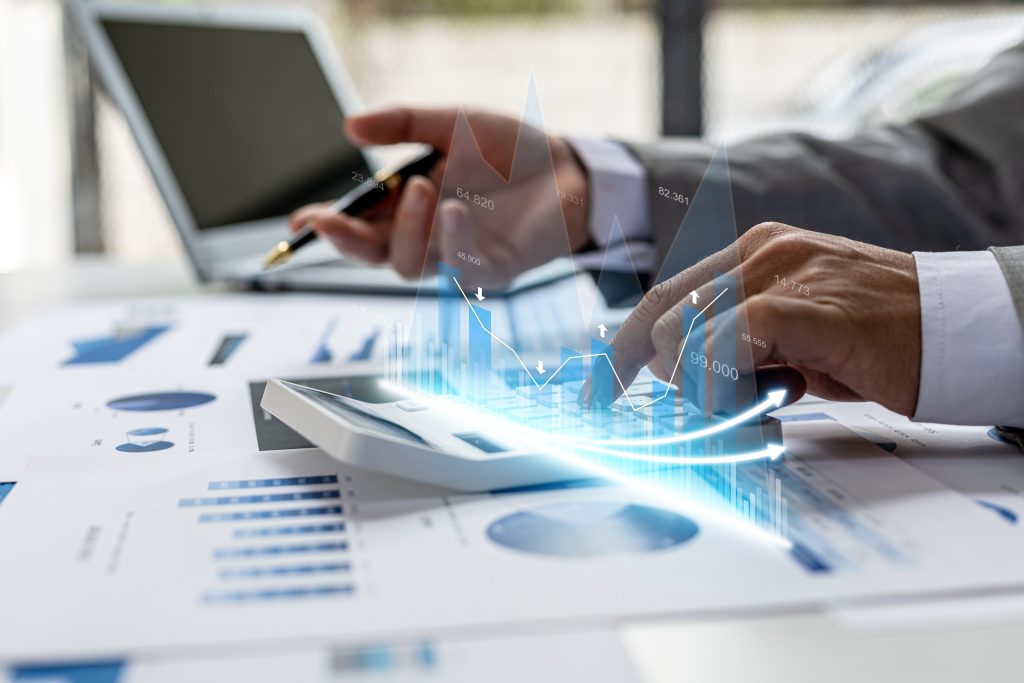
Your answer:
(549, 439), (786, 466)
(548, 390), (786, 448)
(507, 417), (786, 464)
(386, 381), (786, 467)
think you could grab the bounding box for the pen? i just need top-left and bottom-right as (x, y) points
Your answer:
(263, 148), (444, 269)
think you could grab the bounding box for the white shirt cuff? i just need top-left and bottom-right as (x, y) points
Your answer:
(567, 138), (653, 272)
(913, 250), (1024, 425)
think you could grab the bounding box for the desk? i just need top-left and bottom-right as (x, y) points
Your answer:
(3, 257), (1024, 682)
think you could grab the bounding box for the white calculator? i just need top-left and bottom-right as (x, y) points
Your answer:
(261, 374), (782, 492)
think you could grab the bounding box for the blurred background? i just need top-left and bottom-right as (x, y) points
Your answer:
(2, 0), (1023, 275)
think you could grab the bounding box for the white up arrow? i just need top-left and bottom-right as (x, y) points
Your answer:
(689, 290), (700, 305)
(597, 324), (608, 338)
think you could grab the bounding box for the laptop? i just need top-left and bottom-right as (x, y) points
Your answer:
(69, 2), (574, 295)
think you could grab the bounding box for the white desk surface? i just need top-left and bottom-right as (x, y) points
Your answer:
(3, 257), (1024, 682)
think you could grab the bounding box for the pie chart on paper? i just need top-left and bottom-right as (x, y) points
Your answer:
(486, 501), (699, 557)
(107, 391), (216, 412)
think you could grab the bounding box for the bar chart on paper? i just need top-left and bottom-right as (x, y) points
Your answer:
(63, 325), (170, 366)
(178, 474), (356, 604)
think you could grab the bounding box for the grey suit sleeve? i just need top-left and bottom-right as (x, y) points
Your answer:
(990, 246), (1024, 326)
(988, 247), (1024, 442)
(624, 41), (1024, 274)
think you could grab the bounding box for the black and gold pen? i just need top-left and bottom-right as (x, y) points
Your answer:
(263, 148), (443, 269)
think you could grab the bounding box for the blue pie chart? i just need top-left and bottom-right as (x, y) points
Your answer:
(107, 391), (216, 412)
(486, 502), (698, 557)
(116, 427), (174, 452)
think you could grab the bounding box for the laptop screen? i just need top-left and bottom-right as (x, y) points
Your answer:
(101, 19), (370, 230)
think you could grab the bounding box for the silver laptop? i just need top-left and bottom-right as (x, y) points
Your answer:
(70, 2), (574, 295)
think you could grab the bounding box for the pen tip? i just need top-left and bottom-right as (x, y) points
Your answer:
(263, 241), (292, 269)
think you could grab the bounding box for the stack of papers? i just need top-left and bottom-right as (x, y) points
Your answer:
(1, 287), (1022, 678)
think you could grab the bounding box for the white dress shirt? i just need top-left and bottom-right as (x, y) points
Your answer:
(912, 250), (1024, 425)
(569, 140), (1024, 426)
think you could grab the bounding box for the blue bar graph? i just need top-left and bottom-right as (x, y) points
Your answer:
(348, 329), (380, 362)
(652, 381), (674, 432)
(183, 474), (356, 606)
(219, 562), (351, 579)
(681, 304), (705, 421)
(208, 333), (247, 366)
(712, 273), (739, 418)
(179, 490), (340, 507)
(214, 541), (348, 559)
(12, 661), (125, 683)
(234, 522), (346, 538)
(208, 475), (338, 490)
(64, 325), (169, 366)
(203, 584), (354, 604)
(469, 305), (491, 393)
(439, 263), (461, 364)
(589, 338), (614, 411)
(199, 505), (342, 523)
(311, 319), (337, 364)
(0, 482), (15, 506)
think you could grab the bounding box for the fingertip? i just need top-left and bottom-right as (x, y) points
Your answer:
(389, 175), (438, 280)
(314, 214), (387, 264)
(311, 213), (349, 237)
(754, 365), (807, 408)
(439, 198), (469, 237)
(345, 113), (378, 146)
(346, 107), (409, 146)
(406, 174), (436, 203)
(290, 203), (329, 231)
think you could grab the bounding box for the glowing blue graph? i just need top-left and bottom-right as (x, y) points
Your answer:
(107, 392), (216, 412)
(64, 325), (169, 366)
(116, 427), (173, 453)
(486, 502), (698, 557)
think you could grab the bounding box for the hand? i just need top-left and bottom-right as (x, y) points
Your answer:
(590, 223), (922, 416)
(290, 107), (591, 286)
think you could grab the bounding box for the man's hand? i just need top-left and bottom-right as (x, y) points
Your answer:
(290, 107), (590, 286)
(595, 223), (922, 416)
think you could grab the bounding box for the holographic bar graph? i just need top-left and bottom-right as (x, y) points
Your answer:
(469, 305), (491, 395)
(439, 263), (462, 371)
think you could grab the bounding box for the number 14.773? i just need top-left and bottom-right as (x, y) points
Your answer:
(775, 275), (810, 295)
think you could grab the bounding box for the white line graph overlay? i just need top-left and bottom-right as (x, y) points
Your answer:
(452, 277), (727, 412)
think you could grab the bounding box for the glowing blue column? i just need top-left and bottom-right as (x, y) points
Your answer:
(711, 273), (739, 417)
(652, 380), (674, 432)
(680, 303), (705, 416)
(712, 272), (743, 455)
(438, 263), (461, 382)
(589, 338), (614, 412)
(469, 305), (491, 395)
(680, 303), (710, 454)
